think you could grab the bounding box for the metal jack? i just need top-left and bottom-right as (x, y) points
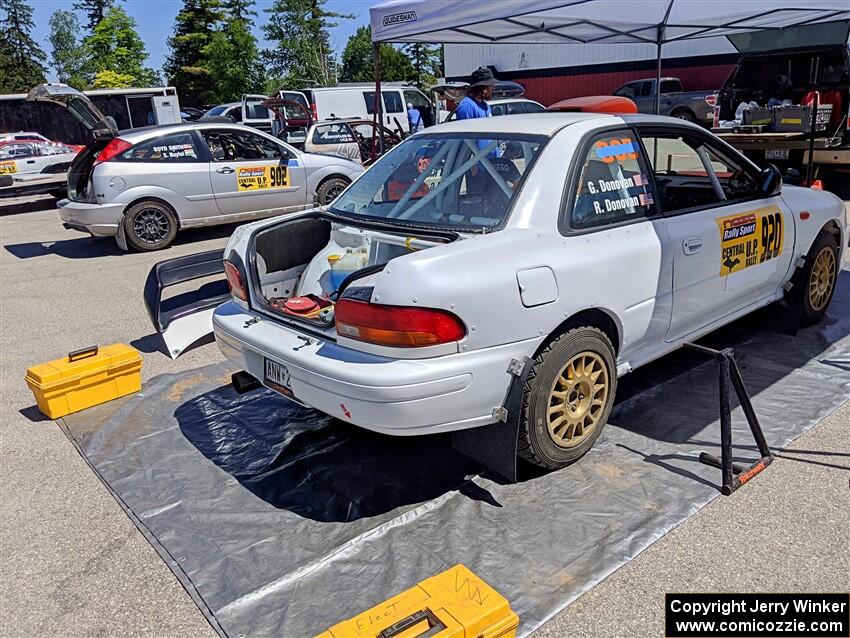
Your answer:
(684, 343), (773, 495)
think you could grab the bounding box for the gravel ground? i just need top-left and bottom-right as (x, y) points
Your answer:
(1, 196), (847, 637)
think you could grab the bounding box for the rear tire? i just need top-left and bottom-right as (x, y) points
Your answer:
(671, 109), (696, 123)
(789, 231), (839, 326)
(123, 200), (178, 251)
(316, 177), (349, 205)
(518, 326), (617, 470)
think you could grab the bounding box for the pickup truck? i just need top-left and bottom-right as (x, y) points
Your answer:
(613, 77), (715, 124)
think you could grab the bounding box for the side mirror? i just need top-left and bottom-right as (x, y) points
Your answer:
(759, 163), (782, 196)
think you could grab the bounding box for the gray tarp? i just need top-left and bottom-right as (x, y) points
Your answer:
(61, 271), (850, 638)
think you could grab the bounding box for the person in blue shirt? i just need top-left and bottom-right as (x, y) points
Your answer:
(407, 102), (423, 133)
(455, 66), (496, 120)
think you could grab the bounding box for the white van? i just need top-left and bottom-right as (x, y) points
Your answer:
(280, 84), (442, 135)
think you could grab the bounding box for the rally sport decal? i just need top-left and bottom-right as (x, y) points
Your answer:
(0, 160), (17, 175)
(716, 206), (783, 277)
(236, 164), (289, 191)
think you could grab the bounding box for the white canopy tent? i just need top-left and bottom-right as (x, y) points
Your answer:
(368, 0), (850, 116)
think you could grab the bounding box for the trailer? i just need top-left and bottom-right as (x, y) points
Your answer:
(711, 22), (850, 195)
(0, 86), (182, 146)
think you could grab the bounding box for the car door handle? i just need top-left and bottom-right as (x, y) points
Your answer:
(216, 166), (235, 174)
(26, 159), (35, 164)
(683, 237), (703, 255)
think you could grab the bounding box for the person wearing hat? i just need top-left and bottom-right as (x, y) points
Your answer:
(455, 66), (496, 120)
(407, 102), (423, 133)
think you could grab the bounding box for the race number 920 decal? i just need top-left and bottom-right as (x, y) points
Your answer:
(716, 206), (783, 276)
(236, 164), (289, 191)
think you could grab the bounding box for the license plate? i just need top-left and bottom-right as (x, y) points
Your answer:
(765, 148), (789, 160)
(264, 358), (295, 398)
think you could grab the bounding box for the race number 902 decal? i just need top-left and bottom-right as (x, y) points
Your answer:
(716, 206), (784, 276)
(237, 164), (289, 191)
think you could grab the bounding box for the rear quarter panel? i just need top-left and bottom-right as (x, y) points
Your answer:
(92, 161), (215, 223)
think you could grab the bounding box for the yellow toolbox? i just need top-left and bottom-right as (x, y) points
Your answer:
(316, 564), (518, 638)
(25, 344), (142, 419)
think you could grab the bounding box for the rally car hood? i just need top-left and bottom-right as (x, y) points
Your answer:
(27, 84), (118, 149)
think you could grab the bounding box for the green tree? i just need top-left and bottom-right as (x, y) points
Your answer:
(82, 6), (159, 88)
(339, 25), (413, 84)
(263, 0), (351, 88)
(48, 10), (87, 88)
(0, 0), (46, 92)
(74, 0), (118, 31)
(403, 43), (443, 88)
(164, 0), (225, 105)
(203, 18), (263, 101)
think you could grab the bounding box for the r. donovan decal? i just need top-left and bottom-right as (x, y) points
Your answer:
(716, 206), (783, 276)
(236, 164), (289, 191)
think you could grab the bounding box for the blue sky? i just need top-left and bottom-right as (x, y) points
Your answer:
(29, 0), (375, 80)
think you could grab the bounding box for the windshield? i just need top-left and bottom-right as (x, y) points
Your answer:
(330, 133), (546, 231)
(205, 105), (228, 116)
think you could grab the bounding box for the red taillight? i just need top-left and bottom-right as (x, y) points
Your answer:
(335, 299), (466, 347)
(224, 260), (248, 301)
(94, 138), (132, 165)
(704, 94), (717, 108)
(310, 103), (318, 121)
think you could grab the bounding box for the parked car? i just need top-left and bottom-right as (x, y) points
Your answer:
(211, 112), (845, 470)
(444, 97), (545, 121)
(305, 118), (403, 164)
(27, 84), (363, 251)
(613, 77), (716, 124)
(1, 131), (52, 144)
(0, 139), (83, 176)
(287, 84), (446, 134)
(180, 107), (206, 121)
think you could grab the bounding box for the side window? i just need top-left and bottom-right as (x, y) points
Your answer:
(524, 102), (545, 113)
(507, 102), (526, 115)
(659, 79), (681, 94)
(383, 91), (404, 113)
(491, 103), (507, 116)
(403, 90), (431, 109)
(118, 132), (201, 162)
(569, 129), (656, 230)
(641, 132), (757, 213)
(202, 130), (286, 161)
(312, 123), (355, 145)
(614, 83), (636, 98)
(229, 108), (243, 122)
(639, 81), (653, 97)
(363, 91), (378, 115)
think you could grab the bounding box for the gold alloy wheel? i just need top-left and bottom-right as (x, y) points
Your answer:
(547, 352), (609, 448)
(808, 246), (837, 312)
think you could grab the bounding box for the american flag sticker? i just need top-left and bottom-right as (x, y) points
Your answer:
(633, 174), (648, 186)
(638, 192), (654, 206)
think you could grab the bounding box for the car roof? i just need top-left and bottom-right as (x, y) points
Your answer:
(430, 112), (616, 136)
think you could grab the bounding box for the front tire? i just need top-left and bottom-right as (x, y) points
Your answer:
(791, 231), (839, 326)
(518, 326), (617, 470)
(316, 177), (349, 205)
(123, 200), (178, 251)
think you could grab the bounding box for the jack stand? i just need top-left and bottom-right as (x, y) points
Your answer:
(684, 343), (773, 495)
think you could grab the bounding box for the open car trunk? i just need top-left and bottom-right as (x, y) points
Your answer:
(26, 84), (118, 201)
(249, 213), (456, 337)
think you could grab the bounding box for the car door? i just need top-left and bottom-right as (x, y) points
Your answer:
(563, 127), (673, 356)
(638, 127), (793, 342)
(200, 127), (308, 216)
(241, 94), (273, 133)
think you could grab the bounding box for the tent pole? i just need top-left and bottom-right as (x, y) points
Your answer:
(655, 25), (664, 115)
(373, 42), (384, 159)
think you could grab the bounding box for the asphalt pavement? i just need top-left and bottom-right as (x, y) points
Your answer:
(0, 195), (847, 637)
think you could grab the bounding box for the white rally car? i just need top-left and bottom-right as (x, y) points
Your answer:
(212, 113), (845, 470)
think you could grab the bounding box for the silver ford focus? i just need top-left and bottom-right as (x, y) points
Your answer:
(27, 84), (364, 251)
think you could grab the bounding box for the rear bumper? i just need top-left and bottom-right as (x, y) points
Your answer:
(212, 301), (539, 436)
(57, 198), (124, 237)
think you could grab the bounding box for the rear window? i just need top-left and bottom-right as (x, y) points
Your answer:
(119, 132), (201, 162)
(312, 123), (355, 145)
(331, 133), (546, 232)
(660, 79), (681, 93)
(205, 105), (227, 116)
